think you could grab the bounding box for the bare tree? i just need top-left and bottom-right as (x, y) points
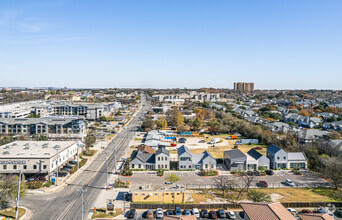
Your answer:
(236, 175), (255, 199)
(212, 176), (237, 197)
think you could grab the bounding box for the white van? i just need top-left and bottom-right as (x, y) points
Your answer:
(192, 208), (200, 217)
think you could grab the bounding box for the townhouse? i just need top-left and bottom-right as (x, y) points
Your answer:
(223, 149), (269, 171)
(177, 145), (216, 170)
(267, 144), (307, 169)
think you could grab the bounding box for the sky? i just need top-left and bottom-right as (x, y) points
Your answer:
(0, 0), (342, 90)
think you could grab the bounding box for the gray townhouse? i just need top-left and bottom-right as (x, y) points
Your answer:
(130, 150), (155, 170)
(246, 149), (270, 170)
(223, 149), (247, 171)
(177, 145), (216, 170)
(155, 147), (170, 170)
(323, 120), (342, 131)
(267, 145), (307, 169)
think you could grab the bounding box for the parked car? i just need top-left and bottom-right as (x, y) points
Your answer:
(259, 181), (268, 188)
(183, 209), (191, 215)
(239, 212), (245, 218)
(318, 207), (335, 217)
(265, 170), (274, 175)
(201, 209), (209, 218)
(227, 211), (236, 219)
(285, 179), (295, 187)
(175, 207), (182, 215)
(192, 208), (200, 217)
(199, 140), (206, 143)
(218, 209), (226, 218)
(209, 211), (217, 219)
(127, 209), (136, 218)
(166, 210), (174, 215)
(171, 143), (177, 147)
(146, 209), (154, 219)
(165, 181), (172, 184)
(156, 208), (163, 218)
(233, 145), (239, 149)
(301, 209), (313, 213)
(253, 147), (263, 150)
(287, 208), (297, 216)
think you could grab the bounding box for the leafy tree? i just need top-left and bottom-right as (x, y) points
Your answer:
(247, 190), (271, 202)
(194, 108), (206, 120)
(0, 175), (26, 208)
(99, 116), (107, 121)
(156, 116), (167, 129)
(173, 112), (185, 127)
(165, 173), (181, 183)
(84, 134), (96, 152)
(325, 106), (339, 114)
(299, 109), (313, 117)
(192, 118), (203, 131)
(141, 119), (156, 131)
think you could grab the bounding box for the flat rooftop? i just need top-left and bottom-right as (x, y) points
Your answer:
(0, 141), (77, 159)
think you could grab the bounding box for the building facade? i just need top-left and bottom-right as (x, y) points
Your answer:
(234, 82), (255, 92)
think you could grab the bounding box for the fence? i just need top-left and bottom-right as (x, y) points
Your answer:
(183, 182), (334, 189)
(131, 202), (342, 210)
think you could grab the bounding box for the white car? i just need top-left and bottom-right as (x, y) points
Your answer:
(287, 208), (297, 216)
(285, 179), (295, 187)
(227, 211), (236, 219)
(192, 208), (200, 217)
(156, 208), (163, 219)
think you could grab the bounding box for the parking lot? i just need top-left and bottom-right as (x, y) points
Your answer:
(120, 170), (330, 190)
(125, 210), (244, 220)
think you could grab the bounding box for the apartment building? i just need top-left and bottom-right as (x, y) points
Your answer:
(234, 82), (255, 92)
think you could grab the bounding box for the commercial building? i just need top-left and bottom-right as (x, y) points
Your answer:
(0, 116), (87, 138)
(240, 202), (296, 220)
(267, 145), (307, 169)
(0, 141), (81, 178)
(234, 82), (255, 92)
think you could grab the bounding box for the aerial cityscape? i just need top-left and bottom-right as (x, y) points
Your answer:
(1, 1), (342, 220)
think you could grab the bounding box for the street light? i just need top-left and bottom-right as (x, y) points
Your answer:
(55, 145), (61, 186)
(105, 152), (108, 189)
(15, 165), (22, 219)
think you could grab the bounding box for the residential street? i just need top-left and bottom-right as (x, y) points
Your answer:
(21, 96), (149, 220)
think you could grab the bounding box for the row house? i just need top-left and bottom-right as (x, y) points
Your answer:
(177, 145), (216, 170)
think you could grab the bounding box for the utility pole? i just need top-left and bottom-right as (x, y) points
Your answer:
(113, 148), (117, 174)
(55, 145), (61, 186)
(15, 166), (22, 219)
(78, 183), (87, 220)
(105, 152), (108, 189)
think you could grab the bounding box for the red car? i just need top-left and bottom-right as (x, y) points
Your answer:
(259, 181), (268, 187)
(171, 143), (177, 147)
(254, 147), (263, 150)
(301, 210), (313, 213)
(209, 211), (217, 219)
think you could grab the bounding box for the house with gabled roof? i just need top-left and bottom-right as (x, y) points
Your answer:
(177, 145), (194, 170)
(130, 150), (155, 170)
(267, 144), (307, 169)
(177, 145), (216, 170)
(240, 202), (297, 220)
(155, 147), (170, 170)
(223, 149), (247, 170)
(246, 149), (270, 170)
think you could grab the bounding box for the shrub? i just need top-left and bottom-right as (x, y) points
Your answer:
(247, 190), (271, 202)
(292, 169), (302, 175)
(157, 169), (164, 176)
(201, 170), (218, 176)
(43, 181), (54, 187)
(26, 181), (43, 189)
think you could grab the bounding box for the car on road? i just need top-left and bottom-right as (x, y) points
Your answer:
(218, 209), (226, 218)
(285, 179), (295, 187)
(265, 170), (274, 175)
(166, 210), (174, 215)
(192, 208), (200, 217)
(146, 209), (154, 219)
(259, 181), (268, 188)
(253, 147), (263, 150)
(156, 208), (163, 218)
(183, 209), (191, 215)
(175, 207), (182, 215)
(127, 209), (136, 218)
(209, 211), (217, 219)
(201, 209), (209, 218)
(227, 211), (236, 219)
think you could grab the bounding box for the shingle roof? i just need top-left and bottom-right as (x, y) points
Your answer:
(267, 144), (282, 154)
(297, 213), (334, 220)
(247, 149), (263, 160)
(224, 149), (246, 159)
(177, 145), (191, 157)
(133, 151), (155, 163)
(241, 202), (296, 220)
(137, 145), (154, 154)
(156, 147), (170, 156)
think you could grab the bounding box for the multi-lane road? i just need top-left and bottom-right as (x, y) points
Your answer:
(22, 95), (150, 220)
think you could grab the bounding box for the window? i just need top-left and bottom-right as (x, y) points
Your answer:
(283, 157), (286, 160)
(13, 165), (17, 170)
(33, 165), (37, 169)
(205, 164), (208, 168)
(158, 157), (160, 161)
(142, 193), (145, 196)
(165, 165), (167, 169)
(211, 164), (214, 168)
(43, 165), (47, 169)
(134, 193), (138, 195)
(165, 157), (167, 161)
(138, 164), (141, 169)
(277, 157), (280, 160)
(3, 165), (7, 170)
(154, 193), (158, 195)
(161, 157), (163, 161)
(132, 164), (134, 169)
(23, 165), (27, 169)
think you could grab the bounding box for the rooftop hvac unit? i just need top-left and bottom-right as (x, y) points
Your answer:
(2, 151), (10, 155)
(24, 146), (30, 150)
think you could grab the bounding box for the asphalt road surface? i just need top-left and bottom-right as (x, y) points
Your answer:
(22, 95), (150, 220)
